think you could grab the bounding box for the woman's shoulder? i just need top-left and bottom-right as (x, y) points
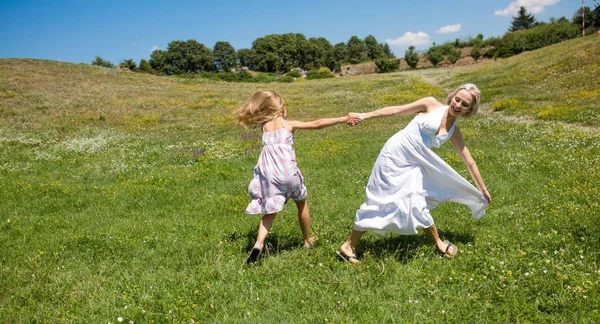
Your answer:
(416, 97), (445, 115)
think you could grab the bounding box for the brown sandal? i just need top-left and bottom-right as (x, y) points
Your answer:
(440, 240), (457, 259)
(336, 251), (360, 264)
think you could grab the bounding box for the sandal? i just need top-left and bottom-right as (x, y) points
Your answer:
(336, 251), (360, 265)
(305, 235), (318, 250)
(440, 240), (457, 259)
(247, 245), (263, 264)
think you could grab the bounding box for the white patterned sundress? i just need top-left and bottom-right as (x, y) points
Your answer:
(246, 119), (307, 215)
(353, 106), (489, 235)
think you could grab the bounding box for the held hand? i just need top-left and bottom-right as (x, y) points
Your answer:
(346, 113), (363, 126)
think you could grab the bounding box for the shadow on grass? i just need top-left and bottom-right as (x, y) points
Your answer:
(236, 228), (305, 263)
(357, 230), (475, 262)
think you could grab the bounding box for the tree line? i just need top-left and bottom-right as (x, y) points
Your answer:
(92, 5), (600, 75)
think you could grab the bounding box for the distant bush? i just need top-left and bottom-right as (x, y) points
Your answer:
(91, 56), (114, 68)
(279, 76), (295, 83)
(490, 22), (582, 58)
(375, 58), (400, 73)
(448, 49), (462, 64)
(192, 71), (289, 83)
(306, 70), (334, 80)
(427, 47), (444, 66)
(286, 69), (302, 78)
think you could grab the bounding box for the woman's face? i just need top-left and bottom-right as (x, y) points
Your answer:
(449, 89), (473, 116)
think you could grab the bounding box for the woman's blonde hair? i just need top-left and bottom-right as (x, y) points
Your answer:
(446, 83), (481, 118)
(233, 90), (285, 128)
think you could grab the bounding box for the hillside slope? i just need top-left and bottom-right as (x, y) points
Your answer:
(440, 35), (599, 125)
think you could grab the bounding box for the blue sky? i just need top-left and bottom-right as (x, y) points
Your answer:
(0, 0), (581, 65)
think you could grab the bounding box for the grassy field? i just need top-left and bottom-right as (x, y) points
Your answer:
(0, 35), (598, 323)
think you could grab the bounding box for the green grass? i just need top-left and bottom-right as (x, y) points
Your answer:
(0, 39), (599, 323)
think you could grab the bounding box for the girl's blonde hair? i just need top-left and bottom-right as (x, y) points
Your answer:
(233, 90), (285, 128)
(446, 83), (481, 118)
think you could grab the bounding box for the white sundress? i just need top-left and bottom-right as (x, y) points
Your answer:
(353, 106), (489, 235)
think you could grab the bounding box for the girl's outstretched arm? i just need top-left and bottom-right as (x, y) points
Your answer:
(351, 96), (440, 122)
(286, 116), (347, 131)
(450, 127), (491, 203)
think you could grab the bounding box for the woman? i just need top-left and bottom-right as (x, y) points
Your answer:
(339, 84), (491, 264)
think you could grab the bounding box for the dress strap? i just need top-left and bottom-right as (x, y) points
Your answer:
(281, 118), (287, 128)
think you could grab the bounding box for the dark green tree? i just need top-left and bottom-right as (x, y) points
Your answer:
(91, 56), (114, 68)
(594, 1), (600, 27)
(237, 48), (258, 70)
(382, 43), (395, 58)
(332, 42), (347, 64)
(308, 37), (334, 70)
(510, 6), (536, 31)
(213, 41), (236, 72)
(252, 34), (283, 73)
(119, 59), (136, 71)
(137, 59), (153, 73)
(364, 35), (384, 60)
(572, 6), (595, 28)
(346, 36), (368, 64)
(149, 40), (215, 74)
(404, 46), (419, 69)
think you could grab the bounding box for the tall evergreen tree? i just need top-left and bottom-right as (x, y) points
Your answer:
(509, 6), (536, 31)
(382, 43), (395, 59)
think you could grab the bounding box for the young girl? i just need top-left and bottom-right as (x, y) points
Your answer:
(234, 90), (348, 263)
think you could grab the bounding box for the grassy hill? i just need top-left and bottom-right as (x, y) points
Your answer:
(442, 34), (599, 125)
(0, 36), (598, 322)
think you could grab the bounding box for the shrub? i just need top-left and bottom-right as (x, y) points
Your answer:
(306, 70), (334, 80)
(279, 76), (295, 83)
(286, 69), (301, 78)
(427, 47), (444, 66)
(375, 58), (400, 73)
(91, 56), (114, 68)
(489, 22), (581, 58)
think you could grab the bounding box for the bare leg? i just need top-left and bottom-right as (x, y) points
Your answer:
(294, 199), (312, 247)
(422, 223), (456, 257)
(340, 229), (365, 259)
(254, 213), (277, 249)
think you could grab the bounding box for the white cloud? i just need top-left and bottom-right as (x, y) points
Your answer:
(150, 45), (160, 53)
(494, 0), (560, 17)
(385, 32), (431, 47)
(437, 23), (462, 34)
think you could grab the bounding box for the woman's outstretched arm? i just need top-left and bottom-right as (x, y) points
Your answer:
(350, 96), (440, 122)
(450, 127), (492, 203)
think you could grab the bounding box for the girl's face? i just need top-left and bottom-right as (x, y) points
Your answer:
(282, 106), (287, 119)
(449, 89), (473, 116)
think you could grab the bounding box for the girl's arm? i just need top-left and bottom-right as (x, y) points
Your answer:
(450, 127), (492, 203)
(285, 116), (347, 131)
(352, 96), (440, 122)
